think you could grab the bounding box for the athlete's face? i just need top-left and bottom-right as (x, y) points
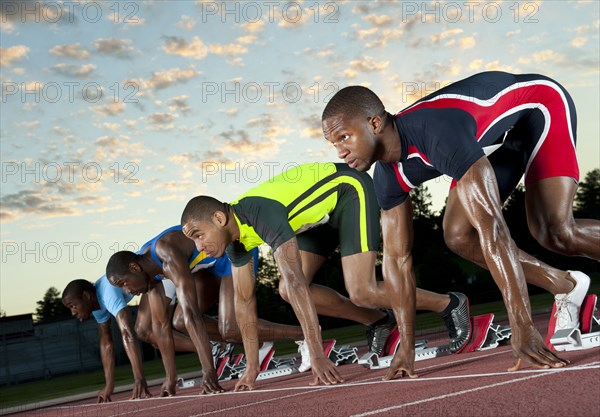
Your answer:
(182, 217), (229, 259)
(109, 266), (150, 296)
(62, 294), (93, 322)
(322, 113), (378, 172)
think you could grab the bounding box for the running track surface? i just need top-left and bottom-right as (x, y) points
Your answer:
(8, 315), (600, 417)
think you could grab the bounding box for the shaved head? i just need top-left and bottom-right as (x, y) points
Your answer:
(322, 85), (386, 122)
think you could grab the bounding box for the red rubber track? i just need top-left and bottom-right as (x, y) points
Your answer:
(8, 314), (600, 417)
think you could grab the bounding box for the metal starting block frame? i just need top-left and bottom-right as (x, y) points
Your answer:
(551, 326), (600, 351)
(358, 339), (450, 370)
(358, 314), (512, 370)
(178, 338), (358, 387)
(328, 343), (359, 366)
(548, 293), (600, 352)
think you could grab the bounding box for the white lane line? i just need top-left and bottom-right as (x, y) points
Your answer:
(59, 349), (514, 409)
(189, 388), (328, 417)
(124, 362), (600, 417)
(54, 348), (595, 417)
(350, 361), (600, 417)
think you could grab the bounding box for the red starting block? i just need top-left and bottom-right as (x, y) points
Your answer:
(358, 313), (510, 370)
(462, 313), (494, 353)
(547, 294), (600, 351)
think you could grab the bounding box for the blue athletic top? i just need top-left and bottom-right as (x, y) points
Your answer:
(139, 225), (232, 279)
(91, 275), (134, 324)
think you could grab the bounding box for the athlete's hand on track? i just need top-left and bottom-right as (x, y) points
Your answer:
(130, 378), (152, 400)
(97, 386), (112, 403)
(200, 370), (225, 394)
(234, 367), (260, 392)
(384, 343), (418, 381)
(160, 378), (177, 397)
(508, 323), (569, 371)
(309, 355), (344, 386)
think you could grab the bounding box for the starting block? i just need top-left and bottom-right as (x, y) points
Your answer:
(548, 294), (600, 352)
(178, 339), (354, 388)
(358, 314), (512, 370)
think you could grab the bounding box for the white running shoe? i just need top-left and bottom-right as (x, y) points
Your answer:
(258, 341), (274, 366)
(554, 271), (591, 333)
(295, 340), (311, 373)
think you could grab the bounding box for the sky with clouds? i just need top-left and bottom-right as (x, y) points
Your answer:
(1, 0), (598, 316)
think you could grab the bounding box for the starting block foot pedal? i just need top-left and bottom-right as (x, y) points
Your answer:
(581, 294), (598, 334)
(259, 342), (276, 371)
(323, 339), (337, 357)
(546, 294), (599, 350)
(462, 313), (495, 353)
(384, 328), (401, 357)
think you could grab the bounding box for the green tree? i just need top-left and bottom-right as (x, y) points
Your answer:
(35, 287), (70, 323)
(575, 169), (600, 219)
(410, 184), (434, 221)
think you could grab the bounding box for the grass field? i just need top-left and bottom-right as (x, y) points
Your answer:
(1, 278), (598, 410)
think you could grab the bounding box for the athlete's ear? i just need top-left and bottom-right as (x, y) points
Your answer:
(128, 262), (141, 273)
(369, 114), (384, 134)
(212, 210), (228, 227)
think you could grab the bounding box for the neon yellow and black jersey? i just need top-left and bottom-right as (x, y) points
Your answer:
(226, 162), (380, 266)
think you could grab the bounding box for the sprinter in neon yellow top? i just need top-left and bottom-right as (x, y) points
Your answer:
(227, 162), (380, 265)
(181, 162), (469, 389)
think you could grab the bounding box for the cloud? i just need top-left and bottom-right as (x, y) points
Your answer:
(247, 113), (292, 141)
(482, 60), (517, 72)
(17, 120), (39, 129)
(49, 43), (90, 60)
(1, 19), (15, 34)
(458, 36), (476, 49)
(299, 114), (322, 139)
(241, 20), (265, 34)
(532, 50), (565, 63)
(517, 56), (532, 65)
(147, 113), (178, 124)
(0, 45), (29, 67)
(0, 189), (81, 221)
(570, 20), (600, 35)
(228, 57), (245, 67)
(0, 0), (76, 29)
(219, 108), (238, 115)
(217, 127), (282, 157)
(343, 56), (389, 78)
(94, 38), (136, 59)
(363, 13), (392, 27)
(92, 101), (126, 116)
(357, 27), (378, 40)
(102, 122), (120, 131)
(431, 29), (463, 43)
(129, 67), (200, 94)
(93, 135), (148, 161)
(168, 95), (191, 115)
(571, 37), (588, 48)
(208, 43), (248, 56)
(163, 36), (208, 60)
(151, 180), (196, 192)
(177, 15), (196, 30)
(469, 59), (483, 71)
(49, 63), (96, 78)
(364, 28), (403, 49)
(236, 35), (257, 45)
